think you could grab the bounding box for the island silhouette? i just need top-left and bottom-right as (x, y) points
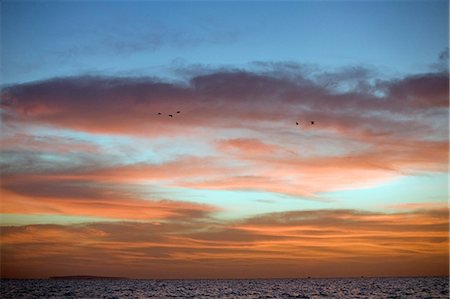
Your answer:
(49, 275), (126, 280)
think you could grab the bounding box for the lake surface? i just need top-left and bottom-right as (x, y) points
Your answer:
(1, 276), (448, 298)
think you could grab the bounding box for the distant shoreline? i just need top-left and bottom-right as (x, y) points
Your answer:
(0, 275), (449, 280)
(1, 275), (447, 280)
(49, 275), (126, 280)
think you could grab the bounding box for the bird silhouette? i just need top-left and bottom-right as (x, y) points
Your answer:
(169, 114), (173, 117)
(177, 111), (180, 114)
(157, 112), (161, 115)
(296, 122), (299, 125)
(310, 121), (314, 125)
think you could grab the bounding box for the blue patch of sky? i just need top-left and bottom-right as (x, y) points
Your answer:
(2, 1), (447, 84)
(319, 172), (448, 211)
(147, 186), (331, 220)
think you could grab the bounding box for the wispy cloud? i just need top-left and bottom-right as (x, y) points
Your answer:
(2, 208), (447, 278)
(1, 186), (216, 221)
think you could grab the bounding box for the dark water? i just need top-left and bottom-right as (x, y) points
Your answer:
(1, 276), (448, 298)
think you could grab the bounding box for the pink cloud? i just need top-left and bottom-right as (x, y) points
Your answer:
(216, 138), (278, 155)
(1, 69), (447, 137)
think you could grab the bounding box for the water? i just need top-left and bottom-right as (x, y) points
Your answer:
(1, 276), (448, 298)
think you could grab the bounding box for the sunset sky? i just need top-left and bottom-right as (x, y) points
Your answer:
(1, 1), (449, 279)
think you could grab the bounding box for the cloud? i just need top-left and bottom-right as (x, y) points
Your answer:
(431, 47), (449, 72)
(1, 65), (447, 200)
(1, 208), (447, 278)
(0, 188), (216, 222)
(1, 68), (447, 133)
(47, 15), (240, 66)
(101, 26), (239, 55)
(1, 161), (219, 221)
(216, 138), (279, 155)
(2, 67), (447, 134)
(383, 202), (448, 212)
(0, 132), (100, 154)
(383, 72), (449, 110)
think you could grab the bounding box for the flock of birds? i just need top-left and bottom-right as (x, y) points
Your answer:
(157, 111), (181, 117)
(157, 110), (315, 126)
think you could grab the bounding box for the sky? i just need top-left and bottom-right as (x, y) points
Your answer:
(0, 1), (449, 279)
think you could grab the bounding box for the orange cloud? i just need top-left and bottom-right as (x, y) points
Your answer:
(2, 135), (446, 202)
(1, 208), (447, 278)
(0, 187), (217, 221)
(182, 133), (447, 196)
(383, 202), (449, 211)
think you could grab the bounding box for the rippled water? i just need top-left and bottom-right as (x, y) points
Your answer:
(1, 276), (448, 298)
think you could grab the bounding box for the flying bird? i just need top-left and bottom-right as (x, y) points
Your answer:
(310, 121), (314, 125)
(169, 114), (173, 117)
(296, 122), (299, 125)
(157, 113), (161, 115)
(177, 111), (180, 114)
